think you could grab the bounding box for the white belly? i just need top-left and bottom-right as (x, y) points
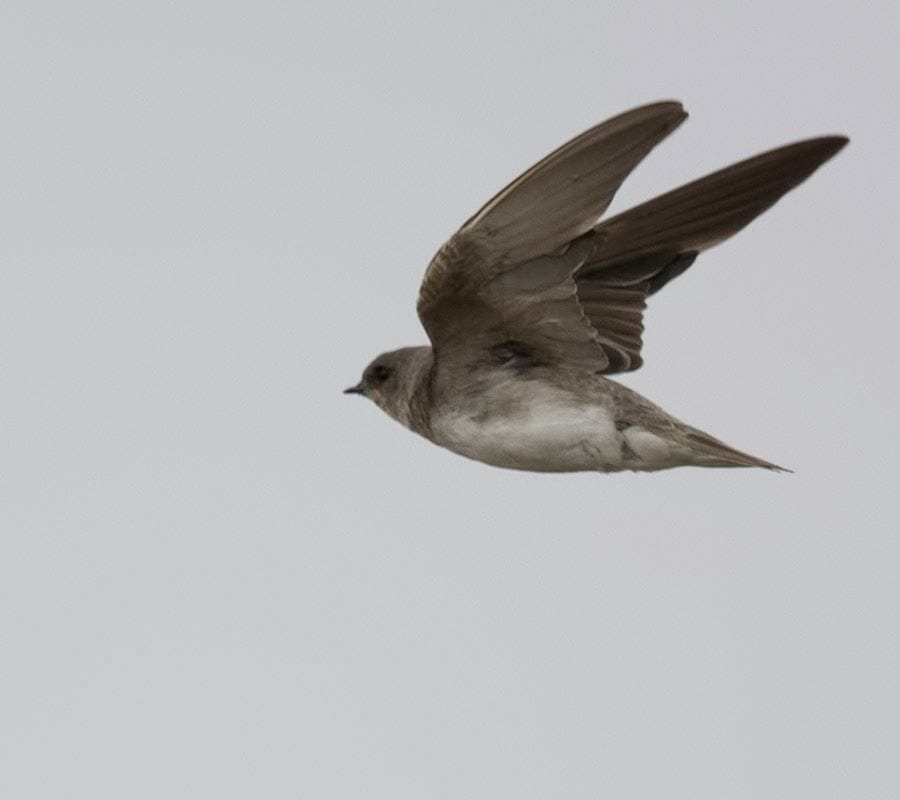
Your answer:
(431, 380), (680, 473)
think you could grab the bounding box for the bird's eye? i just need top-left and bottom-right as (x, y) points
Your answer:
(371, 365), (392, 383)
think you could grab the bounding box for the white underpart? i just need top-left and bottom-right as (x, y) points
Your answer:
(431, 380), (686, 473)
(620, 426), (684, 466)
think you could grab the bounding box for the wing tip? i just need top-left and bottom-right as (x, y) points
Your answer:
(607, 99), (688, 130)
(642, 98), (687, 116)
(809, 133), (850, 157)
(782, 134), (850, 167)
(650, 99), (689, 128)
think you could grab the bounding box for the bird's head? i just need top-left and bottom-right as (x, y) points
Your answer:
(344, 346), (432, 428)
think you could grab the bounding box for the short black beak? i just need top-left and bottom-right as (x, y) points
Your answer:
(343, 383), (364, 395)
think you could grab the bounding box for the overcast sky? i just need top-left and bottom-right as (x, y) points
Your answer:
(2, 1), (898, 798)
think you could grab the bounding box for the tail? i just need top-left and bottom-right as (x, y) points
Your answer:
(684, 427), (791, 472)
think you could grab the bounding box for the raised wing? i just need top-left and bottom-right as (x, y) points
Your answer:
(416, 102), (847, 375)
(458, 101), (688, 265)
(417, 101), (687, 371)
(575, 135), (849, 371)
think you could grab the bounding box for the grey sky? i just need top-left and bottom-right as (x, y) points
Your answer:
(2, 1), (898, 798)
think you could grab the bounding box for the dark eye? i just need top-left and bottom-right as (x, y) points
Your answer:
(371, 365), (392, 383)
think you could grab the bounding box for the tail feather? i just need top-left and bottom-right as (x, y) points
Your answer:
(684, 427), (790, 472)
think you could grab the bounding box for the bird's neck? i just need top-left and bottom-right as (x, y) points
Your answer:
(401, 348), (435, 439)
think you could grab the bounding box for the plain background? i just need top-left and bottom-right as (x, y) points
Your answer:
(2, 1), (898, 798)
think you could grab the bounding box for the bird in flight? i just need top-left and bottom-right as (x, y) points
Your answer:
(345, 101), (847, 473)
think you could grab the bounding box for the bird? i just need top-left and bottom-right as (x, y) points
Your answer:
(344, 101), (847, 473)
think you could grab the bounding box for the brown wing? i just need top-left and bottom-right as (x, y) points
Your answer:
(575, 251), (698, 372)
(573, 136), (848, 372)
(417, 101), (688, 372)
(416, 102), (847, 376)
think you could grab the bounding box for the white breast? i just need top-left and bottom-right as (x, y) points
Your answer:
(431, 380), (626, 472)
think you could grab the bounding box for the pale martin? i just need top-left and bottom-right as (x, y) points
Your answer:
(345, 101), (847, 473)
